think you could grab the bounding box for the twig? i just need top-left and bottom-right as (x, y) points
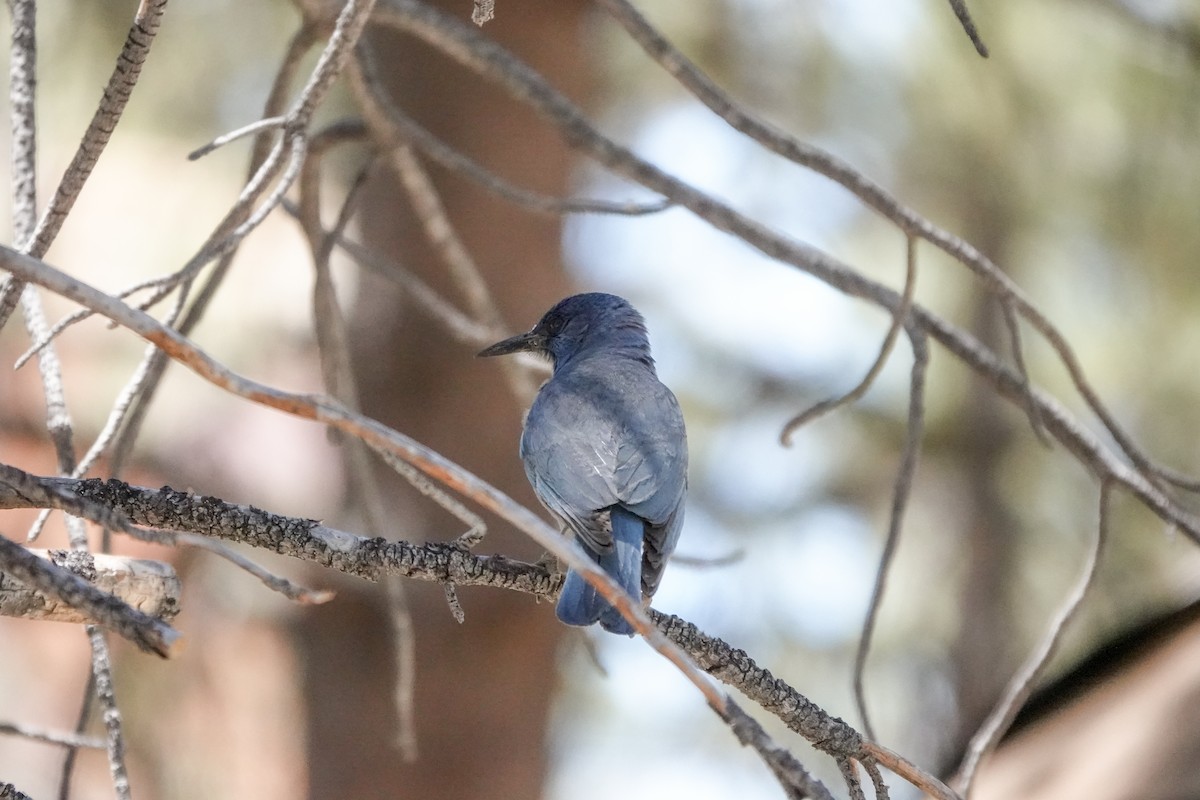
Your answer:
(853, 328), (928, 741)
(386, 576), (419, 762)
(7, 0), (36, 250)
(87, 624), (130, 799)
(0, 0), (37, 333)
(999, 298), (1050, 445)
(282, 208), (497, 346)
(103, 23), (322, 480)
(863, 758), (890, 800)
(952, 480), (1114, 796)
(781, 233), (918, 446)
(347, 44), (539, 403)
(29, 0), (376, 359)
(946, 0), (990, 57)
(669, 548), (744, 568)
(346, 48), (669, 217)
(724, 702), (835, 800)
(296, 128), (424, 759)
(189, 115), (287, 160)
(443, 583), (466, 623)
(862, 740), (959, 800)
(0, 721), (105, 750)
(838, 758), (866, 800)
(29, 0), (169, 258)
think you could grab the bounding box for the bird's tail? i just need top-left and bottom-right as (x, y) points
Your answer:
(556, 506), (643, 636)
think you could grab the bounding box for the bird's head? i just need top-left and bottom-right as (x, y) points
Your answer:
(477, 292), (652, 370)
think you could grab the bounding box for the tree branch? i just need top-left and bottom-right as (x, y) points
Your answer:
(0, 549), (179, 623)
(0, 532), (179, 657)
(0, 471), (958, 799)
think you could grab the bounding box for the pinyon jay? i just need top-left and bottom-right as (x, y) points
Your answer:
(479, 293), (687, 635)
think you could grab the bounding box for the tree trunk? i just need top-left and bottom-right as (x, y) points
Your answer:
(296, 3), (590, 798)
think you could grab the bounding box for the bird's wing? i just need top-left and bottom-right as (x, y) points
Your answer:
(521, 365), (687, 566)
(521, 384), (621, 555)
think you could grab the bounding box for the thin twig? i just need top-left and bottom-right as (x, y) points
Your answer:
(952, 480), (1114, 796)
(386, 575), (420, 761)
(946, 0), (990, 57)
(838, 758), (866, 800)
(29, 0), (170, 260)
(0, 0), (37, 332)
(853, 328), (928, 741)
(443, 583), (466, 623)
(347, 48), (669, 217)
(781, 233), (918, 445)
(86, 624), (130, 799)
(471, 0), (494, 26)
(723, 702), (835, 800)
(0, 721), (104, 750)
(189, 115), (287, 160)
(862, 740), (959, 800)
(863, 758), (890, 800)
(999, 298), (1050, 445)
(103, 24), (322, 480)
(296, 127), (425, 760)
(348, 44), (539, 404)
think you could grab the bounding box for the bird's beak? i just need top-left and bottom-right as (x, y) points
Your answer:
(477, 330), (543, 358)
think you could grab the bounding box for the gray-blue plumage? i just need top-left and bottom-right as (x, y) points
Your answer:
(478, 293), (687, 635)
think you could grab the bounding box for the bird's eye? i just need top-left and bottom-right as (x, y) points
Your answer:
(543, 314), (566, 336)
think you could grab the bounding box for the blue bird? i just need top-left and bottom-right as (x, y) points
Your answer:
(479, 293), (688, 635)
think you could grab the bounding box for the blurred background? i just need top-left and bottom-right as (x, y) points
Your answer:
(2, 0), (1200, 797)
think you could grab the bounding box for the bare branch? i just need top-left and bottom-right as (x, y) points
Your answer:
(999, 298), (1050, 445)
(724, 702), (835, 800)
(0, 532), (179, 657)
(386, 575), (419, 762)
(0, 472), (920, 786)
(28, 0), (170, 257)
(0, 721), (104, 750)
(853, 329), (928, 741)
(946, 0), (990, 57)
(0, 550), (179, 623)
(781, 233), (918, 445)
(347, 45), (669, 217)
(952, 480), (1114, 795)
(188, 115), (286, 160)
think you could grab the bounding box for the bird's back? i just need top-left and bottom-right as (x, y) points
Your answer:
(521, 353), (687, 597)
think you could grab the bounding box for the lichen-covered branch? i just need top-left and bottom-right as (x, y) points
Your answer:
(0, 469), (957, 799)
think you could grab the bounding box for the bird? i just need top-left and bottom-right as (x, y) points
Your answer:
(478, 292), (688, 635)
